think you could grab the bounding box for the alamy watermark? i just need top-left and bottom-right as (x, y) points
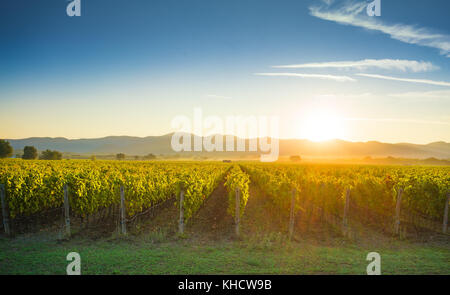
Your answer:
(63, 251), (381, 274)
(66, 1), (380, 18)
(367, 0), (381, 17)
(170, 108), (280, 162)
(66, 252), (81, 275)
(66, 0), (81, 17)
(366, 252), (381, 275)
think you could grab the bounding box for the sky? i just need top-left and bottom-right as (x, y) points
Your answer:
(0, 0), (449, 144)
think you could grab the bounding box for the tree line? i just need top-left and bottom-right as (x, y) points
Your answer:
(0, 140), (62, 160)
(0, 139), (157, 160)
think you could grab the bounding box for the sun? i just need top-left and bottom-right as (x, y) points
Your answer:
(299, 109), (345, 142)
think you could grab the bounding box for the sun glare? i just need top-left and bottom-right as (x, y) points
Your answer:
(300, 109), (345, 142)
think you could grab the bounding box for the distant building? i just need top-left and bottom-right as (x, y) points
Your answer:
(289, 155), (301, 162)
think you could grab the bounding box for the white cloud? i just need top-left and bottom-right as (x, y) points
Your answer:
(388, 90), (450, 98)
(356, 73), (450, 87)
(309, 2), (450, 57)
(273, 59), (437, 72)
(254, 72), (356, 82)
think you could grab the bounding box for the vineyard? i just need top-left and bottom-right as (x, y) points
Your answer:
(0, 159), (449, 240)
(242, 163), (450, 237)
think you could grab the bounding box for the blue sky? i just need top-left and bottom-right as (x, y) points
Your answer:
(0, 0), (449, 143)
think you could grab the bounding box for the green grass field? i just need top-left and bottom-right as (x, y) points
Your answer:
(0, 231), (449, 275)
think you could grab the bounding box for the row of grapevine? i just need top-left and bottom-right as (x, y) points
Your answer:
(224, 165), (250, 219)
(177, 165), (229, 223)
(0, 160), (229, 225)
(242, 163), (450, 234)
(241, 164), (302, 215)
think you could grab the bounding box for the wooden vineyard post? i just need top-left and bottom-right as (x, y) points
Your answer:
(289, 188), (296, 239)
(235, 187), (240, 237)
(319, 183), (325, 221)
(120, 186), (127, 235)
(179, 187), (184, 235)
(342, 188), (350, 236)
(0, 184), (11, 237)
(394, 188), (403, 235)
(63, 184), (71, 238)
(443, 192), (450, 234)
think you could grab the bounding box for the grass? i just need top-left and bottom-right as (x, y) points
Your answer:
(0, 231), (448, 275)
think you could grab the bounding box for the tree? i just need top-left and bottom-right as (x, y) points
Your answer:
(116, 153), (125, 160)
(22, 146), (38, 160)
(143, 153), (156, 160)
(90, 155), (96, 161)
(40, 149), (62, 160)
(0, 139), (13, 158)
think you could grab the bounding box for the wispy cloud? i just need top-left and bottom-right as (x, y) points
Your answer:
(316, 92), (373, 99)
(322, 0), (335, 6)
(273, 59), (437, 72)
(205, 94), (232, 100)
(255, 72), (356, 82)
(309, 2), (450, 57)
(345, 117), (450, 126)
(356, 73), (450, 87)
(388, 90), (450, 98)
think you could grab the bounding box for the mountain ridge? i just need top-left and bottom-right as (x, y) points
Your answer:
(5, 135), (450, 159)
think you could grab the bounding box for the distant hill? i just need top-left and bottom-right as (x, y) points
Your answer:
(5, 134), (450, 159)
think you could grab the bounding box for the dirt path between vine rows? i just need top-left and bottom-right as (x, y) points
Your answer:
(186, 182), (235, 242)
